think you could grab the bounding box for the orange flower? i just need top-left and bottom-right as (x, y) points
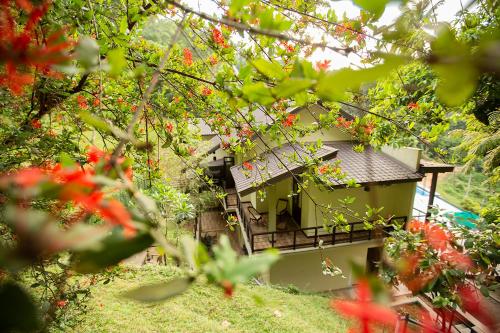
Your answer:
(86, 146), (106, 163)
(221, 280), (233, 298)
(188, 146), (196, 155)
(318, 165), (329, 175)
(242, 161), (253, 171)
(165, 122), (174, 133)
(209, 54), (218, 66)
(282, 114), (296, 127)
(183, 48), (193, 66)
(408, 102), (419, 110)
(201, 86), (213, 96)
(93, 97), (100, 106)
(31, 118), (42, 129)
(331, 279), (398, 332)
(77, 95), (88, 109)
(315, 60), (331, 71)
(0, 0), (71, 95)
(212, 28), (229, 48)
(56, 300), (68, 308)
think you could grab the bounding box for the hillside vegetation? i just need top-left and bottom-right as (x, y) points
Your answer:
(56, 265), (351, 333)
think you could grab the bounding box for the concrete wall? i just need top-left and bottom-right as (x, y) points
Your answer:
(301, 182), (417, 229)
(381, 146), (422, 172)
(269, 240), (383, 291)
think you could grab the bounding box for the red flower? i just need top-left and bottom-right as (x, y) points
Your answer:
(440, 250), (473, 270)
(315, 60), (331, 71)
(282, 114), (296, 127)
(77, 95), (88, 109)
(331, 280), (398, 332)
(237, 125), (253, 138)
(0, 63), (34, 95)
(183, 48), (193, 66)
(406, 219), (425, 233)
(457, 284), (496, 329)
(280, 41), (295, 53)
(221, 280), (233, 298)
(209, 54), (218, 66)
(408, 102), (419, 110)
(98, 199), (135, 235)
(31, 118), (42, 129)
(424, 223), (449, 251)
(11, 167), (47, 187)
(363, 122), (375, 135)
(188, 146), (196, 155)
(131, 105), (137, 112)
(212, 28), (229, 48)
(165, 122), (174, 133)
(93, 97), (100, 106)
(318, 165), (329, 175)
(173, 96), (181, 103)
(56, 299), (68, 308)
(201, 86), (213, 96)
(242, 161), (253, 171)
(86, 146), (105, 163)
(0, 0), (71, 95)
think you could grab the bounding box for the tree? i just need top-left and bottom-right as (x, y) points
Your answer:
(0, 0), (499, 331)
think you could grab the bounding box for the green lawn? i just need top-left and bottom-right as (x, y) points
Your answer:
(437, 172), (493, 212)
(55, 265), (351, 333)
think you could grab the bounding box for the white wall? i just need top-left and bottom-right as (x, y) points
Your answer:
(269, 240), (383, 291)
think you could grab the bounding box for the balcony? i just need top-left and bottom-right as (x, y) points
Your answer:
(238, 200), (407, 252)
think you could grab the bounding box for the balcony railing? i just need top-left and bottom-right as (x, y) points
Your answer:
(236, 195), (407, 252)
(250, 217), (407, 252)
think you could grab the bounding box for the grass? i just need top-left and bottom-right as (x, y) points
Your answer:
(437, 172), (493, 212)
(54, 265), (351, 333)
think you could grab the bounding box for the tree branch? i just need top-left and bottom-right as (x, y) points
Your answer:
(165, 0), (352, 55)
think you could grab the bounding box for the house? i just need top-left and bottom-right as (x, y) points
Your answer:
(197, 104), (451, 292)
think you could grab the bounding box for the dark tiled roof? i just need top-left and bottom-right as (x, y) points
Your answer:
(204, 105), (354, 154)
(324, 141), (423, 186)
(231, 143), (338, 196)
(419, 160), (454, 173)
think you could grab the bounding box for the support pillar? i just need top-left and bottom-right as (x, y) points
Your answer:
(268, 186), (277, 232)
(426, 172), (438, 218)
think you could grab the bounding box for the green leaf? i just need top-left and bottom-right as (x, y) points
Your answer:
(0, 281), (41, 332)
(273, 78), (314, 98)
(124, 277), (193, 302)
(229, 0), (250, 16)
(242, 82), (275, 105)
(431, 28), (477, 106)
(79, 111), (111, 132)
(107, 48), (127, 77)
(251, 58), (286, 80)
(73, 230), (154, 273)
(75, 37), (100, 70)
(479, 285), (490, 297)
(353, 0), (391, 17)
(316, 55), (406, 101)
(232, 249), (279, 282)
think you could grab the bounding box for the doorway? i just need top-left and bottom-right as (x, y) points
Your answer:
(366, 247), (382, 273)
(292, 178), (301, 225)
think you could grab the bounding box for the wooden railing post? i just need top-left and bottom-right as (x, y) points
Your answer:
(349, 223), (353, 243)
(251, 234), (255, 253)
(313, 228), (318, 247)
(271, 232), (275, 248)
(293, 230), (297, 250)
(332, 226), (336, 245)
